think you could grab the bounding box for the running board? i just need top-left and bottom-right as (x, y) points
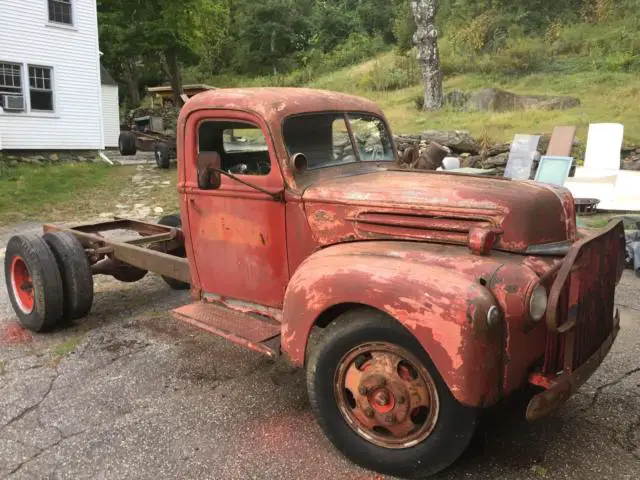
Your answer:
(171, 302), (281, 358)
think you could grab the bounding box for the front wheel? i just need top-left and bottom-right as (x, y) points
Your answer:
(306, 308), (477, 479)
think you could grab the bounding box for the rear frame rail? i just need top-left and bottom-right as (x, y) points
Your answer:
(43, 218), (191, 284)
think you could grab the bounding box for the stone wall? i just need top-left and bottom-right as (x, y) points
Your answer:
(0, 150), (100, 166)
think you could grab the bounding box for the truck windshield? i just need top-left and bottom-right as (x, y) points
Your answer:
(282, 113), (394, 170)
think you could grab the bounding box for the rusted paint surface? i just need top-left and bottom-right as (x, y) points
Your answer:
(527, 317), (619, 421)
(172, 301), (280, 358)
(302, 171), (575, 255)
(543, 220), (624, 375)
(179, 108), (289, 308)
(281, 241), (556, 407)
(284, 191), (317, 274)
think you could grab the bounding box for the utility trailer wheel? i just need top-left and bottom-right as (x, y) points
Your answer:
(43, 232), (94, 321)
(154, 142), (171, 169)
(306, 308), (478, 479)
(118, 131), (137, 156)
(156, 214), (190, 290)
(4, 234), (64, 332)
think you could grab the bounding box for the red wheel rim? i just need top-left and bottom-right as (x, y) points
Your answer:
(334, 342), (440, 449)
(10, 256), (34, 314)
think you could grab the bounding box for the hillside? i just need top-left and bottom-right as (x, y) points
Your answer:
(309, 52), (640, 146)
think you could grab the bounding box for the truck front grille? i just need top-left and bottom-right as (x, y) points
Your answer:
(542, 221), (625, 375)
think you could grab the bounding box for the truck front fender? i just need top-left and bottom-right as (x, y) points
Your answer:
(282, 242), (505, 407)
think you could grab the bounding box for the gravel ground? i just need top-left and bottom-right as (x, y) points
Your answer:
(0, 222), (639, 480)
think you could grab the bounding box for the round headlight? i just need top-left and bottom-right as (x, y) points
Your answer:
(529, 284), (548, 322)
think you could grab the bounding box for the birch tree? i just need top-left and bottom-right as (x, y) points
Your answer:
(411, 0), (443, 110)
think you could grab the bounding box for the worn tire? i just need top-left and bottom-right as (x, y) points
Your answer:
(4, 234), (64, 332)
(306, 308), (478, 479)
(118, 131), (137, 156)
(43, 232), (94, 321)
(157, 214), (190, 290)
(154, 142), (171, 169)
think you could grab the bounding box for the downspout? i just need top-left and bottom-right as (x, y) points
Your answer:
(94, 1), (106, 153)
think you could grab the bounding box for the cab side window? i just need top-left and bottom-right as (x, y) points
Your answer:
(198, 120), (271, 176)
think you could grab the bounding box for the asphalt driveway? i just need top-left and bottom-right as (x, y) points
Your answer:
(1, 223), (639, 480)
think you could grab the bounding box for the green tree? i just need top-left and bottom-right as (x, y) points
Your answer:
(227, 0), (313, 75)
(98, 0), (230, 105)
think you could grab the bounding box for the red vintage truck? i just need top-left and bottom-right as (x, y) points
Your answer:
(4, 88), (625, 478)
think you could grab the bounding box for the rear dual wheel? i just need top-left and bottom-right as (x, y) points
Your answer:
(4, 233), (93, 332)
(306, 308), (478, 479)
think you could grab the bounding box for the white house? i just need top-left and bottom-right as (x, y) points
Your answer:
(0, 0), (119, 151)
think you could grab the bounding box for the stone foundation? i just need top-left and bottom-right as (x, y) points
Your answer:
(0, 150), (100, 166)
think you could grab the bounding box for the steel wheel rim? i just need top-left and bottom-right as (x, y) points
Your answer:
(10, 256), (35, 314)
(334, 342), (440, 449)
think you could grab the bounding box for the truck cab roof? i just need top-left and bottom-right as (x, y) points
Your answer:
(180, 87), (385, 125)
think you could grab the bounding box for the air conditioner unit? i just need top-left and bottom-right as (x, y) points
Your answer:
(2, 95), (25, 111)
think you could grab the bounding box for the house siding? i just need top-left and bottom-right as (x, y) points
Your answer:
(101, 84), (119, 147)
(0, 0), (104, 150)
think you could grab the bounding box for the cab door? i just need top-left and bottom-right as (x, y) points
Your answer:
(182, 110), (289, 308)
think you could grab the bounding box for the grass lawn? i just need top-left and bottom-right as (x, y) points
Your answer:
(0, 163), (178, 226)
(310, 54), (640, 147)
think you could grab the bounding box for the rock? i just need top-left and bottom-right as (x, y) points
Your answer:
(481, 152), (509, 169)
(622, 149), (640, 171)
(444, 89), (469, 110)
(462, 155), (483, 168)
(153, 207), (164, 214)
(419, 130), (480, 154)
(466, 88), (580, 113)
(99, 212), (114, 218)
(483, 143), (511, 157)
(536, 96), (581, 110)
(49, 153), (59, 161)
(77, 155), (86, 162)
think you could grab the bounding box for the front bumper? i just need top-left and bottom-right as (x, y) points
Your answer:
(526, 309), (620, 421)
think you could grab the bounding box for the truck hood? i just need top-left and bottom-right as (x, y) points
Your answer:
(302, 170), (576, 254)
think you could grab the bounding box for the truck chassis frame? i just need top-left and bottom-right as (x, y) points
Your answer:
(43, 218), (190, 284)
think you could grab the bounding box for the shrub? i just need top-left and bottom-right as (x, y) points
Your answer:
(323, 33), (387, 71)
(478, 37), (548, 76)
(450, 10), (509, 55)
(358, 55), (421, 91)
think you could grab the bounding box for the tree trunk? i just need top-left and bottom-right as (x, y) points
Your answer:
(164, 50), (184, 106)
(411, 0), (443, 110)
(122, 62), (140, 106)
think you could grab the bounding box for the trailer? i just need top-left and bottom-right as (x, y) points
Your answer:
(118, 115), (176, 169)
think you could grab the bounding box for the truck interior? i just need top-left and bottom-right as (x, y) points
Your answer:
(198, 120), (270, 176)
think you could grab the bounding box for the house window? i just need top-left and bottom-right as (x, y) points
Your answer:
(0, 62), (23, 106)
(48, 0), (72, 25)
(29, 66), (54, 111)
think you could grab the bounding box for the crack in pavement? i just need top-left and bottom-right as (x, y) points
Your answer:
(624, 415), (640, 459)
(0, 371), (57, 432)
(2, 429), (87, 479)
(576, 367), (640, 415)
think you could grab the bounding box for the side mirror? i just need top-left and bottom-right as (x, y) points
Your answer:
(290, 152), (308, 173)
(197, 152), (222, 190)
